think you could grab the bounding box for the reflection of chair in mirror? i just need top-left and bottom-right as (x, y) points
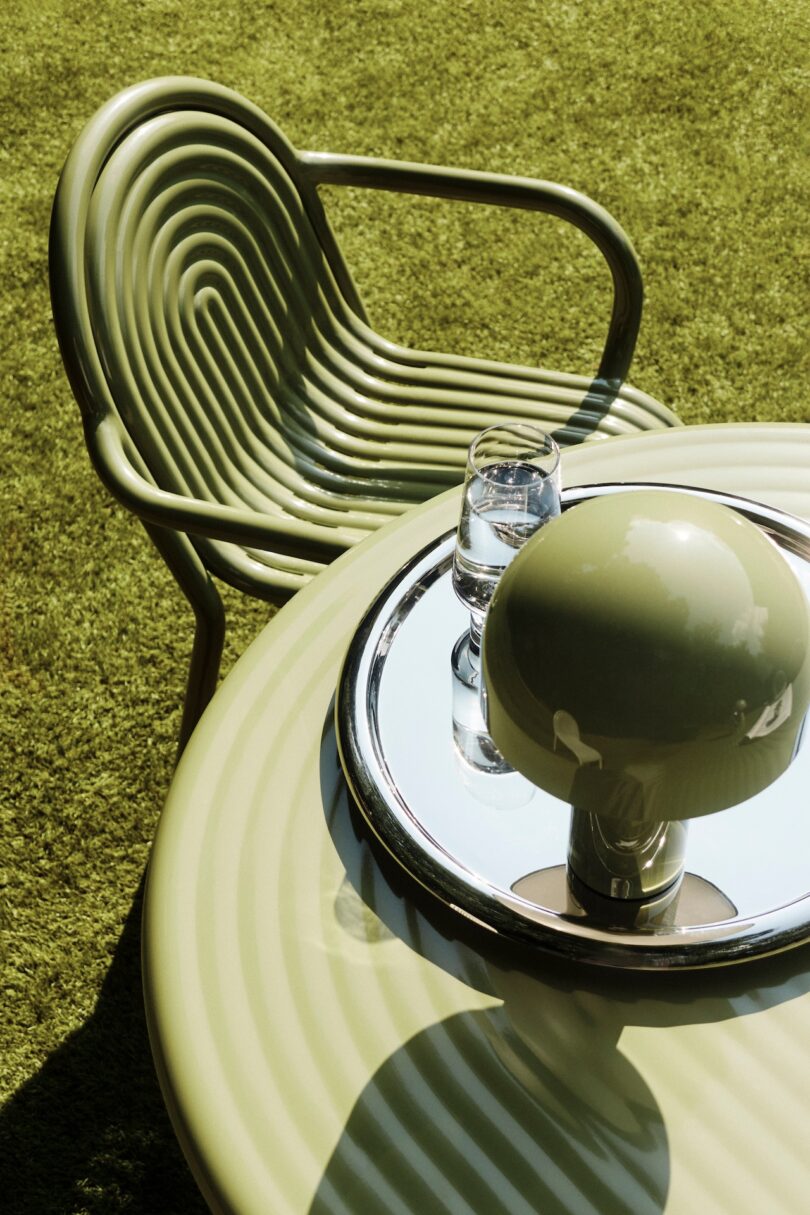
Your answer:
(553, 709), (604, 768)
(50, 75), (680, 751)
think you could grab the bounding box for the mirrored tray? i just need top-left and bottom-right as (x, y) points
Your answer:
(336, 484), (810, 970)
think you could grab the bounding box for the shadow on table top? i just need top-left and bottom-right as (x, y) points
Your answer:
(318, 709), (810, 1214)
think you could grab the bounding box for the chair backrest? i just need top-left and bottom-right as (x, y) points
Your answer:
(50, 77), (377, 520)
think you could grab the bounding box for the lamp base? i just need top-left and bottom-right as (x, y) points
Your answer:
(512, 865), (738, 932)
(567, 808), (688, 902)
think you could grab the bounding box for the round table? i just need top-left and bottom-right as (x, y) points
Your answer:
(144, 423), (810, 1215)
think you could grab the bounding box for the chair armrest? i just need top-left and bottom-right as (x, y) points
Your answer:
(299, 151), (642, 387)
(88, 415), (354, 560)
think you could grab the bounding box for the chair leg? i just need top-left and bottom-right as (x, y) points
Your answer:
(177, 581), (226, 757)
(143, 523), (226, 761)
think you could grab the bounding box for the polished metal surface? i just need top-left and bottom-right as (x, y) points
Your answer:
(336, 482), (810, 969)
(567, 809), (689, 902)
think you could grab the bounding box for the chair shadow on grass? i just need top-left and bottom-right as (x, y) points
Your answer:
(0, 875), (206, 1215)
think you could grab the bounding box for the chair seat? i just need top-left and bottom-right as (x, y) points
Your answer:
(205, 347), (678, 594)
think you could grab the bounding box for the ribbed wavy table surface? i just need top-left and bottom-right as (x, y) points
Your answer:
(144, 423), (810, 1215)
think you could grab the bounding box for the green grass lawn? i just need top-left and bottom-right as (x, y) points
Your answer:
(1, 1), (808, 1211)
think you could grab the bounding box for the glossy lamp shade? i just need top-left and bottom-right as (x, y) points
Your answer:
(483, 490), (810, 824)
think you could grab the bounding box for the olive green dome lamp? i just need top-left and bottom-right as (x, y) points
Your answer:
(483, 490), (810, 911)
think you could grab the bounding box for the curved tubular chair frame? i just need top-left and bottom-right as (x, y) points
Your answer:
(50, 76), (679, 754)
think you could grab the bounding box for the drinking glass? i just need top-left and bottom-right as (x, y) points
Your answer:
(452, 422), (561, 654)
(450, 422), (561, 772)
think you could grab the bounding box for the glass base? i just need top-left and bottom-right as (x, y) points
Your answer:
(451, 631), (512, 775)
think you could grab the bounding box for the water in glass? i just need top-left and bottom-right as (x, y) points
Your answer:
(453, 460), (560, 618)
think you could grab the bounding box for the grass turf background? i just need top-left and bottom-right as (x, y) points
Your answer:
(1, 1), (807, 1211)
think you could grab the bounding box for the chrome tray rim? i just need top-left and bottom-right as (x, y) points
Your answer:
(336, 482), (810, 970)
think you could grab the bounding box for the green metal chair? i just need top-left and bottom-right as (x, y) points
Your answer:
(50, 76), (680, 753)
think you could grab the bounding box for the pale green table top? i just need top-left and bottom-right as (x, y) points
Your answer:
(144, 423), (810, 1215)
